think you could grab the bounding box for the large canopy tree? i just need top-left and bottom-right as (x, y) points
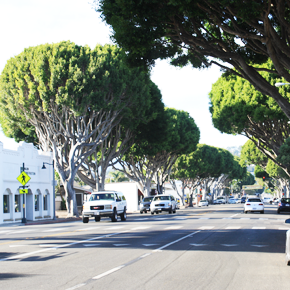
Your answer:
(171, 144), (246, 203)
(0, 41), (154, 216)
(209, 60), (290, 176)
(97, 0), (290, 120)
(76, 81), (164, 191)
(115, 107), (200, 196)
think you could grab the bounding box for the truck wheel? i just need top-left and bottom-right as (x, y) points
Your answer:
(120, 208), (127, 221)
(82, 216), (89, 223)
(111, 208), (118, 222)
(95, 216), (101, 222)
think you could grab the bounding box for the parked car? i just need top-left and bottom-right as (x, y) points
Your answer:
(236, 198), (241, 203)
(228, 198), (237, 204)
(198, 200), (209, 207)
(140, 196), (154, 213)
(213, 199), (223, 204)
(277, 198), (290, 214)
(150, 194), (177, 214)
(244, 197), (264, 214)
(263, 197), (273, 204)
(241, 196), (247, 203)
(216, 197), (226, 204)
(82, 191), (127, 223)
(273, 198), (281, 205)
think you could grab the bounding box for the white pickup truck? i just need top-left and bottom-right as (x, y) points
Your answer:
(82, 191), (127, 223)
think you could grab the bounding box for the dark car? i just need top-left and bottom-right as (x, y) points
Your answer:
(140, 196), (154, 213)
(277, 198), (290, 213)
(241, 196), (247, 203)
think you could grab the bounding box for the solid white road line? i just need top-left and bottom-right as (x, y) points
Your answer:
(278, 228), (290, 230)
(66, 284), (87, 290)
(9, 245), (26, 248)
(153, 231), (200, 252)
(252, 227), (266, 229)
(92, 265), (125, 280)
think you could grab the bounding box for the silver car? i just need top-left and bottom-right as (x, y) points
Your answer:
(140, 196), (154, 213)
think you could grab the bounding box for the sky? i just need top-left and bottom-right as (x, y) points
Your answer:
(0, 0), (248, 151)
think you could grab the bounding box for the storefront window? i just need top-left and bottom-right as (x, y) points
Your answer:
(35, 194), (39, 211)
(3, 195), (10, 213)
(15, 195), (21, 213)
(43, 194), (47, 210)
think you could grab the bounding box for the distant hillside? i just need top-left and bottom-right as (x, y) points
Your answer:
(226, 146), (242, 157)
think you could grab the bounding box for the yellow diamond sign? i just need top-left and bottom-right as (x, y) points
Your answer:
(17, 171), (31, 186)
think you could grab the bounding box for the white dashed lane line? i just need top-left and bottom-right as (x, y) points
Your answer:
(65, 230), (200, 290)
(198, 226), (215, 230)
(165, 226), (183, 230)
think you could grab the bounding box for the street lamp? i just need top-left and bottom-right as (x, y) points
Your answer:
(42, 160), (56, 220)
(275, 82), (290, 87)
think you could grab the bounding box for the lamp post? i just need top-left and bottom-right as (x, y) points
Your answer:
(42, 160), (56, 220)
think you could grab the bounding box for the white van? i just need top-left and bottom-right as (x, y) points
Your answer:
(82, 191), (127, 223)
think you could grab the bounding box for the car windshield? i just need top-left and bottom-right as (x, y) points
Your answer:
(154, 196), (170, 201)
(89, 193), (114, 201)
(281, 198), (290, 203)
(217, 197), (224, 199)
(248, 198), (261, 202)
(200, 200), (206, 202)
(143, 197), (153, 202)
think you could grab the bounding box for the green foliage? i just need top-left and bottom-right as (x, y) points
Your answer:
(131, 107), (200, 158)
(209, 60), (289, 135)
(0, 41), (152, 143)
(172, 144), (244, 181)
(277, 137), (290, 169)
(98, 0), (269, 68)
(240, 140), (268, 168)
(107, 170), (129, 182)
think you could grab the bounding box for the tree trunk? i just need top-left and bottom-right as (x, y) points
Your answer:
(64, 180), (79, 217)
(144, 179), (151, 197)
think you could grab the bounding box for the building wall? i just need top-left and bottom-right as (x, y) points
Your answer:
(105, 182), (140, 212)
(0, 141), (53, 224)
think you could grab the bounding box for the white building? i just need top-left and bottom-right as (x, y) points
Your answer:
(0, 141), (53, 224)
(105, 182), (144, 212)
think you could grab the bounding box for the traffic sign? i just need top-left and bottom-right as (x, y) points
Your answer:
(17, 171), (31, 186)
(19, 189), (28, 194)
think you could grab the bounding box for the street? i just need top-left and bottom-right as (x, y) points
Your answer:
(0, 204), (289, 290)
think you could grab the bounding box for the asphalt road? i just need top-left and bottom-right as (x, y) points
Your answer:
(0, 204), (290, 290)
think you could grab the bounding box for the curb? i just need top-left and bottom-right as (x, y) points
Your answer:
(24, 217), (81, 226)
